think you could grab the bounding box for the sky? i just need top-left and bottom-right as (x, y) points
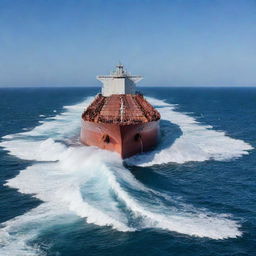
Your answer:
(0, 0), (255, 87)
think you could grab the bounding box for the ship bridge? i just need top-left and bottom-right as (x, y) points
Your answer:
(97, 64), (143, 96)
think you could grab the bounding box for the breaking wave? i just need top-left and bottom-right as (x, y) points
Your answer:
(127, 97), (253, 166)
(0, 96), (253, 255)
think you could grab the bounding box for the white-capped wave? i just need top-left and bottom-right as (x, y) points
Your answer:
(127, 97), (253, 166)
(2, 142), (242, 239)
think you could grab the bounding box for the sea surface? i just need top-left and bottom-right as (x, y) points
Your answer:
(0, 87), (255, 256)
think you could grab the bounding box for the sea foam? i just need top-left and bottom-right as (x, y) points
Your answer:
(0, 96), (252, 255)
(127, 97), (253, 166)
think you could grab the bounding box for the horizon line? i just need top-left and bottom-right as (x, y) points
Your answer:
(1, 85), (256, 89)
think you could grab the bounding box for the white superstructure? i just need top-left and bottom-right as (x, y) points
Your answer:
(97, 64), (143, 96)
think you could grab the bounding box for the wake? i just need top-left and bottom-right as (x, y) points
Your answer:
(0, 96), (253, 255)
(127, 97), (252, 166)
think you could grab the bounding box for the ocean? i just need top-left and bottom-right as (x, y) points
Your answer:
(0, 87), (255, 256)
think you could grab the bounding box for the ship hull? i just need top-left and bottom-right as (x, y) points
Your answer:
(80, 119), (160, 158)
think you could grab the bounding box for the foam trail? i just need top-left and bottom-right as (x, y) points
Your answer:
(127, 97), (253, 166)
(0, 202), (93, 256)
(3, 144), (241, 239)
(99, 162), (241, 239)
(2, 97), (93, 140)
(0, 204), (68, 256)
(0, 96), (251, 255)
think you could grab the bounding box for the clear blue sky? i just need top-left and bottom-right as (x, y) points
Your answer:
(0, 0), (255, 87)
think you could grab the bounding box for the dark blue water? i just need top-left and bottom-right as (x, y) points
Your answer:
(0, 87), (255, 256)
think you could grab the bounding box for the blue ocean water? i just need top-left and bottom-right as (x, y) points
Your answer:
(0, 87), (255, 256)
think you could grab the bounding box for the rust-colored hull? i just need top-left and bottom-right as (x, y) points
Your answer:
(80, 119), (160, 158)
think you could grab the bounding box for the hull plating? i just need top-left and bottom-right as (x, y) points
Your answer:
(80, 120), (160, 158)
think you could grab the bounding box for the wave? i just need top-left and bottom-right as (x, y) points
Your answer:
(127, 97), (253, 166)
(0, 96), (252, 255)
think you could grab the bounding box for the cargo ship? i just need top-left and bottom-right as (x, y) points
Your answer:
(80, 64), (161, 158)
